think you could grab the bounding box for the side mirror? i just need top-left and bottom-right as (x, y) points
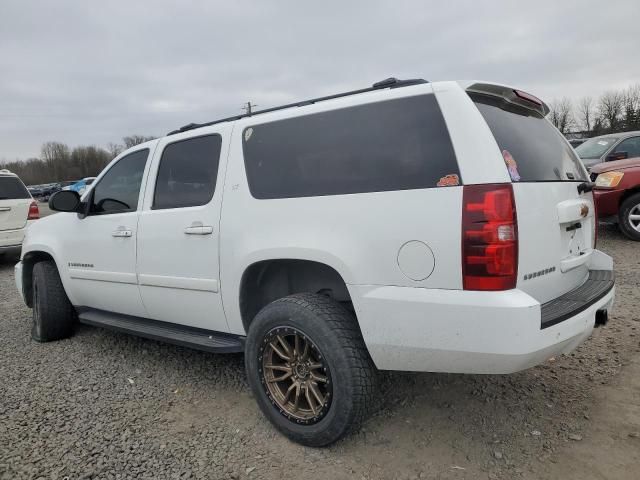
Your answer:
(49, 190), (81, 212)
(606, 151), (628, 161)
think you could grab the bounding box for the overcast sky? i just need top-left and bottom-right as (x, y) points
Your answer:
(1, 0), (639, 160)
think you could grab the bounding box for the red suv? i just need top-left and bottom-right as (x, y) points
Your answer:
(592, 157), (640, 240)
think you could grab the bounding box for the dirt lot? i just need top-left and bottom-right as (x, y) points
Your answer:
(1, 226), (638, 480)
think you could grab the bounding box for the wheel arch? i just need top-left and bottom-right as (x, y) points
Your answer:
(619, 186), (640, 207)
(238, 258), (356, 333)
(21, 250), (56, 308)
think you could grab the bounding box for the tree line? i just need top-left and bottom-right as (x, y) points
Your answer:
(548, 84), (640, 136)
(0, 135), (154, 186)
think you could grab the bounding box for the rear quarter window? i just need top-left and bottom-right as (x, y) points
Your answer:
(471, 93), (587, 182)
(242, 94), (460, 199)
(0, 176), (30, 200)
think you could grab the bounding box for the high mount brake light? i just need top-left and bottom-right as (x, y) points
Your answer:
(462, 184), (518, 291)
(28, 200), (40, 220)
(514, 89), (543, 106)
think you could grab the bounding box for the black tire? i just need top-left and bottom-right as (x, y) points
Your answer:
(245, 293), (377, 447)
(31, 261), (76, 342)
(618, 193), (640, 241)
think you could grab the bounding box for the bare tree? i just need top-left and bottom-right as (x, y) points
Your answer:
(598, 91), (624, 132)
(40, 141), (70, 181)
(622, 84), (640, 131)
(107, 142), (124, 159)
(122, 135), (155, 149)
(548, 98), (574, 134)
(577, 96), (594, 132)
(69, 146), (111, 178)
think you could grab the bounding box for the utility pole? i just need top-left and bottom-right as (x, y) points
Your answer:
(242, 101), (257, 115)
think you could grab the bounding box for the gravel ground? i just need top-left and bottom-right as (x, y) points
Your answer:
(1, 225), (638, 480)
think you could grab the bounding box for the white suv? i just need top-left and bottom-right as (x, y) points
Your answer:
(0, 169), (39, 257)
(15, 78), (615, 446)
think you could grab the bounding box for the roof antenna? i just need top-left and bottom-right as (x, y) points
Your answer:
(242, 101), (258, 115)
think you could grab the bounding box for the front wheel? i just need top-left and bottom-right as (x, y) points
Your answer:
(618, 193), (640, 241)
(245, 293), (377, 447)
(32, 261), (76, 342)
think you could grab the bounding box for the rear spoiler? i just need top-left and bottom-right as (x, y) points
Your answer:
(466, 82), (550, 116)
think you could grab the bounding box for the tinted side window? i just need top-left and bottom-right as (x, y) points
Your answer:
(0, 177), (30, 199)
(614, 137), (640, 157)
(153, 135), (222, 210)
(242, 94), (460, 199)
(90, 149), (149, 214)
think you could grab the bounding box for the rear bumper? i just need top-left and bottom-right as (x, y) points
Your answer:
(0, 227), (25, 251)
(0, 244), (21, 254)
(541, 270), (614, 329)
(350, 259), (615, 374)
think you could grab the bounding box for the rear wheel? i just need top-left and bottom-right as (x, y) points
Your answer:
(31, 261), (76, 342)
(245, 293), (377, 447)
(618, 193), (640, 241)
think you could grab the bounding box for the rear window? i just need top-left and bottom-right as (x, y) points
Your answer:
(0, 176), (30, 200)
(242, 94), (460, 199)
(471, 93), (587, 182)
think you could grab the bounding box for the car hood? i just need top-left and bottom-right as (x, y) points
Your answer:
(590, 157), (640, 174)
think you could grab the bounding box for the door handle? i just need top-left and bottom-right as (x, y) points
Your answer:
(184, 221), (213, 235)
(0, 207), (11, 212)
(184, 226), (213, 235)
(112, 229), (132, 237)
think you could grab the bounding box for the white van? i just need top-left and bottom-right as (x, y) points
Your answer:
(0, 169), (39, 257)
(15, 78), (615, 446)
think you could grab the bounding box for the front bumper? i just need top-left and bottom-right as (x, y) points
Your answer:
(14, 261), (25, 304)
(593, 188), (624, 217)
(350, 268), (615, 374)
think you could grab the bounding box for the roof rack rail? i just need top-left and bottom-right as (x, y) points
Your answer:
(167, 77), (428, 135)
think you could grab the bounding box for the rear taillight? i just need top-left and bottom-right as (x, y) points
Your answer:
(28, 201), (40, 220)
(462, 184), (518, 290)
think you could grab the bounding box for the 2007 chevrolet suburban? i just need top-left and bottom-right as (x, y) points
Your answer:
(15, 78), (615, 446)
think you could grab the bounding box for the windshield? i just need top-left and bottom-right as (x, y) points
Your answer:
(471, 93), (587, 182)
(575, 137), (618, 159)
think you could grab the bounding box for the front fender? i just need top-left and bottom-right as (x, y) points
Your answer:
(21, 214), (79, 306)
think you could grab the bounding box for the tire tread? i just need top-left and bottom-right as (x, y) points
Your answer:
(32, 261), (75, 342)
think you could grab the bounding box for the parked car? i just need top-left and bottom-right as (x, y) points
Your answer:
(15, 78), (615, 446)
(27, 185), (44, 198)
(38, 183), (62, 201)
(63, 177), (96, 196)
(58, 180), (77, 189)
(575, 131), (640, 169)
(0, 169), (39, 257)
(568, 138), (586, 148)
(592, 157), (640, 241)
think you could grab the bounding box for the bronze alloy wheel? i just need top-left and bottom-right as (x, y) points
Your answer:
(259, 326), (332, 424)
